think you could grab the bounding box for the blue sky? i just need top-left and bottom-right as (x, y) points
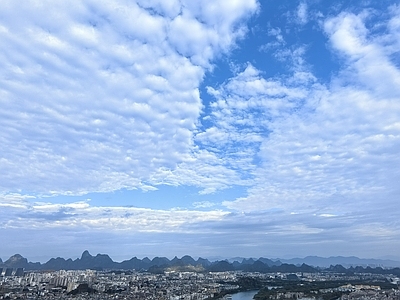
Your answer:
(1, 0), (400, 262)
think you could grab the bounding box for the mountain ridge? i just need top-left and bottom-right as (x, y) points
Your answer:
(1, 252), (400, 272)
(277, 255), (400, 268)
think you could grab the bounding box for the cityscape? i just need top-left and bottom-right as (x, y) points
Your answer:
(1, 252), (400, 299)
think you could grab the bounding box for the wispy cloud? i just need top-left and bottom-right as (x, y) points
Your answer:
(192, 201), (216, 208)
(0, 196), (228, 233)
(297, 2), (308, 25)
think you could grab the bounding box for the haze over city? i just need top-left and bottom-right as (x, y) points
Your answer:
(1, 0), (399, 262)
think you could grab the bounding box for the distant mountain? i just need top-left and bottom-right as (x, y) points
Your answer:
(1, 254), (41, 270)
(151, 257), (170, 266)
(242, 260), (270, 272)
(258, 257), (282, 266)
(4, 254), (28, 268)
(326, 264), (400, 277)
(197, 257), (211, 267)
(208, 260), (235, 272)
(116, 256), (149, 270)
(40, 251), (116, 270)
(44, 257), (74, 270)
(0, 251), (214, 272)
(242, 258), (256, 265)
(279, 256), (400, 268)
(326, 264), (348, 273)
(228, 257), (281, 266)
(1, 252), (400, 274)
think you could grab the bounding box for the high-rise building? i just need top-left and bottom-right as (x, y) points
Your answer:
(15, 268), (24, 277)
(5, 268), (13, 276)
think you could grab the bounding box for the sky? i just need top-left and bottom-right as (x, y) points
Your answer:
(1, 0), (400, 263)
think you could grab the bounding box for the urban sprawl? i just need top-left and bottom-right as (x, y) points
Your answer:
(1, 267), (400, 300)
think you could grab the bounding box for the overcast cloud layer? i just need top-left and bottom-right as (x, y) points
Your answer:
(1, 0), (400, 261)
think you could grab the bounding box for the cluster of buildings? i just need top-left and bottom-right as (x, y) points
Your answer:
(340, 288), (400, 300)
(0, 268), (24, 277)
(0, 269), (239, 299)
(265, 286), (400, 300)
(1, 268), (399, 299)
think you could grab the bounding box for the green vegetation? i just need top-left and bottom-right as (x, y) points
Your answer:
(254, 278), (395, 300)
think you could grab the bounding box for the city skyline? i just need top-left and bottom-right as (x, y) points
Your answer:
(1, 0), (400, 262)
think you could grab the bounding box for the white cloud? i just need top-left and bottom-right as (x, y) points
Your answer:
(2, 2), (400, 261)
(213, 10), (400, 219)
(149, 149), (249, 195)
(0, 198), (228, 233)
(297, 2), (308, 25)
(0, 0), (258, 196)
(192, 201), (216, 208)
(325, 12), (400, 98)
(259, 27), (286, 52)
(0, 193), (34, 209)
(1, 193), (399, 260)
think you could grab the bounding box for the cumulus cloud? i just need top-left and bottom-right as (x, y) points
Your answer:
(0, 0), (258, 197)
(1, 1), (400, 260)
(209, 10), (400, 229)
